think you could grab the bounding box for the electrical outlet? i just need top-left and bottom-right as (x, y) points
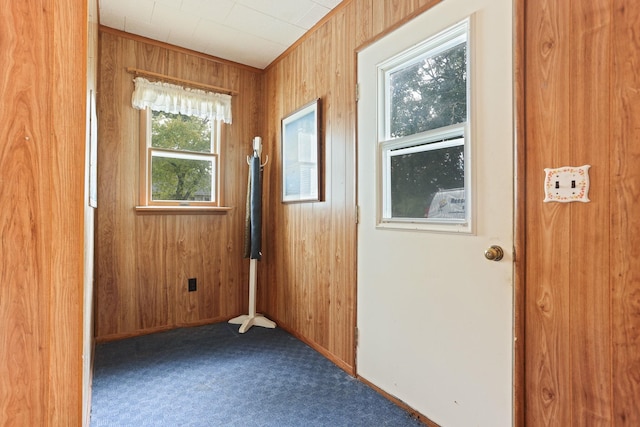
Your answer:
(188, 278), (197, 292)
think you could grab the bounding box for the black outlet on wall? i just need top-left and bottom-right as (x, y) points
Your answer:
(188, 278), (197, 292)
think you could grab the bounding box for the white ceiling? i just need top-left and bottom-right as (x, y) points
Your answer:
(99, 0), (343, 69)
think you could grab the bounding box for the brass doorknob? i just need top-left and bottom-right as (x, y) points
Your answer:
(484, 245), (504, 261)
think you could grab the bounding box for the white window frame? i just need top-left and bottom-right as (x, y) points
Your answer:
(376, 18), (473, 233)
(139, 108), (223, 207)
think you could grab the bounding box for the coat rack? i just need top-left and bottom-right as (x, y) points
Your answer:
(229, 137), (276, 333)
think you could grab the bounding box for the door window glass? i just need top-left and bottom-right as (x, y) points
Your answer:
(378, 19), (470, 228)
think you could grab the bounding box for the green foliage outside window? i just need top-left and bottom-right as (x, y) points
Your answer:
(150, 111), (214, 202)
(389, 43), (467, 137)
(387, 43), (467, 218)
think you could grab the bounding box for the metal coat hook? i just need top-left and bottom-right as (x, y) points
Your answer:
(246, 136), (268, 167)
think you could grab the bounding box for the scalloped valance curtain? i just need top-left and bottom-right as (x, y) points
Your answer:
(131, 77), (232, 124)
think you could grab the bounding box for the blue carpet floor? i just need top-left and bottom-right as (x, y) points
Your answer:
(90, 322), (423, 427)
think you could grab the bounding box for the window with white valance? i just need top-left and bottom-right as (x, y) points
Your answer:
(131, 77), (232, 123)
(132, 77), (232, 212)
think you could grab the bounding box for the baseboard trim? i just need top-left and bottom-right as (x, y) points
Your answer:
(267, 317), (356, 376)
(94, 316), (233, 343)
(357, 376), (441, 427)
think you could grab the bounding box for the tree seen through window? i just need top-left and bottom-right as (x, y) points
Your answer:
(386, 41), (467, 219)
(150, 111), (215, 202)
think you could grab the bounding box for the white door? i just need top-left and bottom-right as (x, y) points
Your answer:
(356, 1), (514, 426)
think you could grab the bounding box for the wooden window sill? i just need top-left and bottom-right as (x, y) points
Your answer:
(134, 206), (233, 215)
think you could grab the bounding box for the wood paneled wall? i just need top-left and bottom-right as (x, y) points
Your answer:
(524, 0), (640, 424)
(262, 0), (440, 373)
(0, 0), (87, 425)
(611, 3), (640, 421)
(94, 0), (640, 423)
(95, 29), (264, 340)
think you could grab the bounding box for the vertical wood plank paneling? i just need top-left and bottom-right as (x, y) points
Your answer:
(354, 0), (373, 46)
(95, 34), (127, 337)
(0, 2), (52, 424)
(97, 35), (139, 337)
(119, 37), (140, 333)
(96, 29), (263, 340)
(1, 0), (86, 424)
(611, 0), (640, 424)
(174, 216), (200, 325)
(569, 1), (612, 424)
(136, 215), (169, 329)
(94, 34), (118, 337)
(525, 0), (640, 424)
(262, 58), (285, 320)
(329, 2), (356, 360)
(49, 0), (87, 421)
(371, 0), (440, 44)
(372, 0), (410, 35)
(525, 0), (573, 425)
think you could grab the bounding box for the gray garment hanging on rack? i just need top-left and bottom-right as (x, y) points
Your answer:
(246, 154), (262, 260)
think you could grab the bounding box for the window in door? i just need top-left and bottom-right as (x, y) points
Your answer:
(377, 19), (471, 231)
